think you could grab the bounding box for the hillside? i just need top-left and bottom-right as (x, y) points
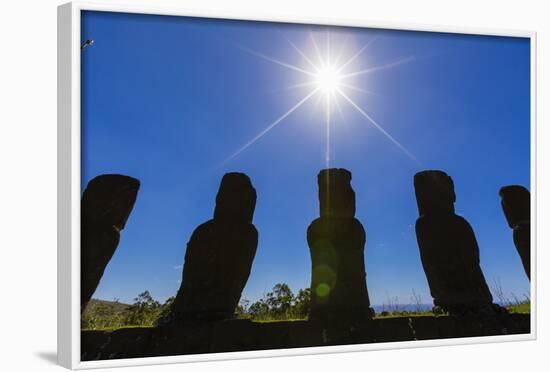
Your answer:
(83, 299), (130, 316)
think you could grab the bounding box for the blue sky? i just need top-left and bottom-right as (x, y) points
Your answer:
(81, 11), (530, 306)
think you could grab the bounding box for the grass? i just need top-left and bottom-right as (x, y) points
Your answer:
(82, 324), (155, 332)
(82, 287), (531, 331)
(82, 305), (531, 331)
(374, 311), (437, 319)
(252, 317), (307, 323)
(506, 301), (530, 314)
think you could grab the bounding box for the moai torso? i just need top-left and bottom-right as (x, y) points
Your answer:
(81, 174), (140, 312)
(499, 185), (530, 280)
(307, 169), (372, 323)
(170, 173), (258, 323)
(414, 170), (495, 315)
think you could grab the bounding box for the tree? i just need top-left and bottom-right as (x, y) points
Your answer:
(235, 298), (251, 315)
(243, 283), (311, 321)
(155, 296), (175, 325)
(293, 288), (311, 318)
(248, 299), (270, 319)
(81, 300), (127, 330)
(125, 290), (161, 326)
(266, 283), (294, 317)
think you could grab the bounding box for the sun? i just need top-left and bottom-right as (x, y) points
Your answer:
(221, 31), (420, 166)
(315, 65), (343, 94)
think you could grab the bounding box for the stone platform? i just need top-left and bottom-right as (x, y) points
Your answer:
(82, 314), (530, 361)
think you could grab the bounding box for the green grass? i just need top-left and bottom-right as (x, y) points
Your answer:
(82, 324), (155, 332)
(82, 294), (531, 332)
(252, 318), (307, 323)
(82, 306), (532, 331)
(506, 301), (530, 314)
(374, 311), (437, 319)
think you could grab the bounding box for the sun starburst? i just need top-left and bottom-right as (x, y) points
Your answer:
(315, 66), (343, 94)
(221, 30), (419, 166)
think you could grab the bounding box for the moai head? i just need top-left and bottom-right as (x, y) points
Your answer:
(499, 185), (530, 229)
(214, 172), (257, 223)
(318, 168), (356, 218)
(81, 174), (140, 230)
(414, 170), (456, 216)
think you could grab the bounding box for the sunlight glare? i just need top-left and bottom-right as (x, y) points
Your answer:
(220, 31), (419, 167)
(315, 65), (343, 94)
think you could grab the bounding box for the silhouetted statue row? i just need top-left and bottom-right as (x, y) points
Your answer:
(81, 169), (530, 324)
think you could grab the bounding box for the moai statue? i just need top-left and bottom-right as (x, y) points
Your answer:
(170, 173), (258, 323)
(499, 185), (530, 280)
(414, 170), (500, 316)
(307, 168), (373, 324)
(81, 174), (140, 312)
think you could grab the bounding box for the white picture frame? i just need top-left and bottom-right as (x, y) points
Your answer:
(58, 1), (537, 369)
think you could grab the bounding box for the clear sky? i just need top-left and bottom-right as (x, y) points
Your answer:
(81, 11), (530, 306)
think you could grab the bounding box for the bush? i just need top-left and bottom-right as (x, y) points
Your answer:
(81, 292), (175, 330)
(243, 283), (310, 321)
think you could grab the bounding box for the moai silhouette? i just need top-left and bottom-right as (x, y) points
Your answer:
(81, 174), (140, 312)
(307, 168), (373, 323)
(413, 170), (500, 316)
(169, 173), (258, 323)
(499, 185), (530, 280)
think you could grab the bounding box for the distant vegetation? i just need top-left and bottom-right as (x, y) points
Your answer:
(82, 283), (530, 330)
(82, 291), (173, 330)
(236, 283), (311, 321)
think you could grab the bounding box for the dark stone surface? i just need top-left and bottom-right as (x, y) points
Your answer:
(414, 170), (455, 215)
(499, 186), (530, 228)
(414, 170), (497, 316)
(214, 172), (256, 223)
(499, 185), (531, 280)
(81, 314), (530, 361)
(318, 168), (355, 218)
(81, 174), (140, 312)
(168, 173), (258, 323)
(81, 327), (151, 361)
(307, 169), (373, 323)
